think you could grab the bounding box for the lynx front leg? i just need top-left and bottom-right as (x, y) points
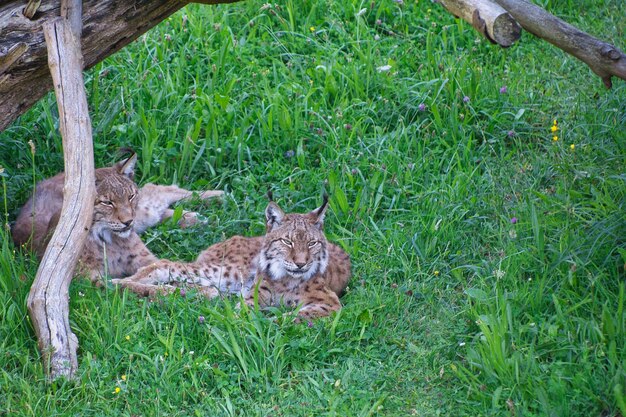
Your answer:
(133, 184), (223, 233)
(112, 259), (198, 285)
(112, 259), (221, 297)
(242, 278), (273, 309)
(113, 280), (179, 298)
(113, 279), (219, 298)
(297, 287), (341, 319)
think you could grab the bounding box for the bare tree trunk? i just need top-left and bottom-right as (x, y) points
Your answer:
(26, 14), (95, 380)
(492, 0), (626, 88)
(438, 0), (521, 47)
(0, 0), (240, 132)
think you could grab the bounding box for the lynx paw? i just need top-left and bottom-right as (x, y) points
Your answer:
(178, 211), (206, 228)
(199, 190), (224, 200)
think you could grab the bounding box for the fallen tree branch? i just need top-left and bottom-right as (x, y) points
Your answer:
(26, 15), (95, 380)
(438, 0), (521, 47)
(437, 0), (626, 88)
(493, 0), (626, 88)
(0, 0), (241, 132)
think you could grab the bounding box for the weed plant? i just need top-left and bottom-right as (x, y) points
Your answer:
(0, 0), (624, 415)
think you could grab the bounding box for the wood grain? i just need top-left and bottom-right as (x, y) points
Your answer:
(438, 0), (521, 47)
(26, 16), (95, 380)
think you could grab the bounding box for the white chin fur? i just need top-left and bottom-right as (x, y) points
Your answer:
(259, 253), (328, 281)
(91, 222), (131, 244)
(116, 229), (132, 239)
(91, 224), (112, 244)
(289, 266), (316, 281)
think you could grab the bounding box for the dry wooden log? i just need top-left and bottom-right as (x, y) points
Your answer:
(438, 0), (626, 88)
(492, 0), (626, 88)
(0, 0), (241, 132)
(438, 0), (521, 47)
(26, 16), (95, 380)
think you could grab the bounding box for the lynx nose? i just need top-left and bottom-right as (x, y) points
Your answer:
(295, 262), (306, 269)
(122, 219), (133, 227)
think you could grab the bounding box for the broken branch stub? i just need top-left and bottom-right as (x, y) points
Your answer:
(26, 17), (95, 380)
(438, 0), (521, 47)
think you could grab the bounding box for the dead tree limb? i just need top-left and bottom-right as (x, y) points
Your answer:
(26, 15), (95, 380)
(438, 0), (626, 88)
(438, 0), (521, 47)
(0, 0), (241, 132)
(492, 0), (626, 88)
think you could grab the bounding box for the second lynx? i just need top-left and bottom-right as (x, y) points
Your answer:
(113, 196), (351, 318)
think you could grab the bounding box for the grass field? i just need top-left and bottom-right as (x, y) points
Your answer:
(1, 0), (625, 415)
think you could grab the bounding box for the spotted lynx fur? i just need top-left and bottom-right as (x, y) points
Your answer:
(11, 151), (222, 282)
(112, 196), (351, 318)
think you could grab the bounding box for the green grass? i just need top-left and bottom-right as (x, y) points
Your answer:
(1, 0), (625, 415)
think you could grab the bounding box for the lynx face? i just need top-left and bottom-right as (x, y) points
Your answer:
(258, 201), (330, 281)
(90, 155), (139, 243)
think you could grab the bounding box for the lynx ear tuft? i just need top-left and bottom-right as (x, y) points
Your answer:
(265, 201), (285, 231)
(115, 151), (137, 179)
(310, 194), (329, 229)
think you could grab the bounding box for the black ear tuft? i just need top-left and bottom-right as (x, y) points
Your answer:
(267, 189), (274, 202)
(321, 193), (329, 210)
(116, 147), (136, 159)
(311, 194), (329, 229)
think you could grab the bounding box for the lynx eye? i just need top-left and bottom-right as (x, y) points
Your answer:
(280, 238), (292, 247)
(129, 193), (137, 201)
(308, 241), (318, 248)
(100, 200), (114, 207)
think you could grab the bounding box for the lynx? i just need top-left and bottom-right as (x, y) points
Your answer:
(112, 196), (351, 318)
(11, 151), (222, 282)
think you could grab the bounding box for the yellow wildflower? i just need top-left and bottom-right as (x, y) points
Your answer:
(113, 387), (121, 394)
(309, 26), (315, 32)
(552, 136), (558, 142)
(570, 144), (575, 150)
(550, 125), (558, 132)
(125, 335), (130, 341)
(434, 270), (440, 276)
(121, 375), (127, 381)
